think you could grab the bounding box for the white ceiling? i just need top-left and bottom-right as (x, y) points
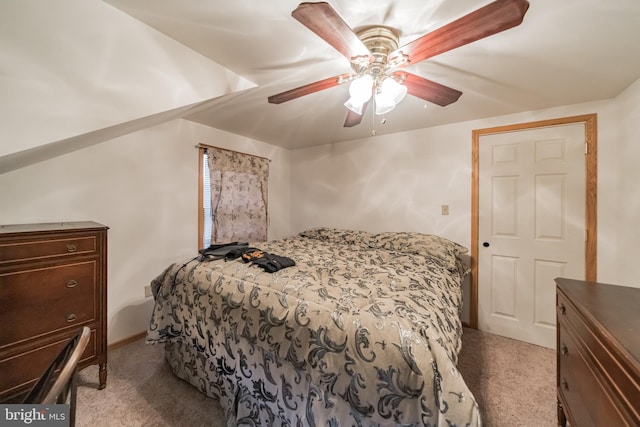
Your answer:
(104, 0), (640, 150)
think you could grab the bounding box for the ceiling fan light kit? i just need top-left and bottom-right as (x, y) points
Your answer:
(344, 73), (373, 115)
(268, 0), (530, 129)
(373, 77), (408, 115)
(342, 26), (409, 116)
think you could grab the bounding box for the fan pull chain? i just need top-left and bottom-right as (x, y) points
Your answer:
(371, 88), (376, 136)
(370, 89), (388, 135)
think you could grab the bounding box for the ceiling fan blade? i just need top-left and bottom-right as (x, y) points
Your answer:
(343, 101), (369, 127)
(292, 2), (372, 62)
(390, 0), (529, 66)
(268, 73), (352, 104)
(394, 72), (462, 106)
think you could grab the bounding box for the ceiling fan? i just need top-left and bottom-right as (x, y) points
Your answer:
(267, 0), (530, 128)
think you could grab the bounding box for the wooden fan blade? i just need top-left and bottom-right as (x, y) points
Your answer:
(394, 72), (462, 106)
(292, 2), (372, 62)
(268, 73), (351, 104)
(390, 0), (529, 66)
(343, 101), (369, 127)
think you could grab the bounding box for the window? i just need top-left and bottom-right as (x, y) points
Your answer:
(202, 151), (213, 247)
(199, 146), (269, 248)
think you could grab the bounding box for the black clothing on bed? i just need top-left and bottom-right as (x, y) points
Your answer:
(252, 253), (296, 273)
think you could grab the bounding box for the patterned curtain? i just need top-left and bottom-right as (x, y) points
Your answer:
(206, 147), (269, 244)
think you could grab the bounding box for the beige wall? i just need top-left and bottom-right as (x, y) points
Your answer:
(290, 98), (622, 278)
(1, 84), (637, 341)
(0, 0), (262, 344)
(615, 78), (640, 288)
(290, 80), (640, 321)
(0, 119), (291, 344)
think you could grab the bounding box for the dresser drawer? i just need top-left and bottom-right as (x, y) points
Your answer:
(0, 261), (97, 347)
(558, 323), (627, 426)
(558, 292), (640, 421)
(0, 328), (97, 401)
(0, 235), (97, 265)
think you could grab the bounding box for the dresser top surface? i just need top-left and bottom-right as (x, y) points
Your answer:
(0, 221), (107, 235)
(557, 277), (640, 364)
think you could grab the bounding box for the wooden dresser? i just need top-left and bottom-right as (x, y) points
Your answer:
(556, 278), (640, 426)
(0, 222), (108, 402)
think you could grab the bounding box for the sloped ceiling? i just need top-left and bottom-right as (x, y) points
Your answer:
(104, 0), (640, 149)
(0, 0), (255, 173)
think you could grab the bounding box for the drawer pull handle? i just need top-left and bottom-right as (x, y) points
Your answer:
(559, 304), (566, 315)
(67, 313), (77, 323)
(561, 344), (568, 355)
(66, 244), (77, 253)
(561, 379), (569, 391)
(66, 279), (78, 288)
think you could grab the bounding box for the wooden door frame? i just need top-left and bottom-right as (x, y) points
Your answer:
(469, 114), (597, 329)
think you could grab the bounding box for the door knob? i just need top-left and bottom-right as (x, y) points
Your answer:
(482, 242), (490, 247)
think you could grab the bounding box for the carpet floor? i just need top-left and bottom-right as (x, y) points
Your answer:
(76, 328), (556, 426)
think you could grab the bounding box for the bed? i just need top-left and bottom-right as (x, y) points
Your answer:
(146, 228), (481, 426)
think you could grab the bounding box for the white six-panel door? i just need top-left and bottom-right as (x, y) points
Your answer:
(478, 123), (585, 348)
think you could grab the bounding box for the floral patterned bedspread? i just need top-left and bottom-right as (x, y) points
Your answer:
(147, 228), (481, 426)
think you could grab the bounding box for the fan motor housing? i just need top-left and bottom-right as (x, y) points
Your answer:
(355, 26), (400, 76)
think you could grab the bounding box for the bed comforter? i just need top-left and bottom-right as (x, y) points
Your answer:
(147, 228), (481, 426)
